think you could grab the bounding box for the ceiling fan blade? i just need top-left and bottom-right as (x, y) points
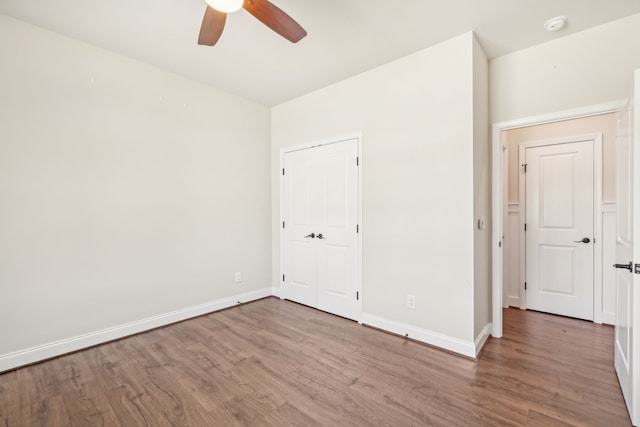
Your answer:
(198, 6), (227, 46)
(243, 0), (307, 43)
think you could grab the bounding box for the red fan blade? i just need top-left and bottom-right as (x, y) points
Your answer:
(198, 6), (227, 46)
(243, 0), (307, 43)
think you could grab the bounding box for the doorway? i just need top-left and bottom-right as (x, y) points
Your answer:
(492, 103), (626, 337)
(280, 135), (362, 321)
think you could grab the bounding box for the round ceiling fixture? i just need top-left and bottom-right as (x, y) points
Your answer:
(544, 16), (568, 32)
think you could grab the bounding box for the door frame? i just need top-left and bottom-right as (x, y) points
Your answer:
(279, 132), (364, 323)
(491, 102), (626, 337)
(517, 134), (602, 319)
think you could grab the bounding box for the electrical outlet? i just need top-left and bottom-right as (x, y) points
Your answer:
(235, 272), (242, 283)
(407, 294), (416, 310)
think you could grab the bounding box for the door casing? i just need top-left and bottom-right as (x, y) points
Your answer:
(279, 132), (363, 323)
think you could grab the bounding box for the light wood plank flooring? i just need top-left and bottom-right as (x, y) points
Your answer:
(0, 297), (632, 426)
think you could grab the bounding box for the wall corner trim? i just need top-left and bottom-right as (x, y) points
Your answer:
(0, 287), (272, 373)
(361, 312), (476, 358)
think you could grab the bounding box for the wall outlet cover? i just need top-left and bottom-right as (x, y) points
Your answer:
(407, 294), (416, 310)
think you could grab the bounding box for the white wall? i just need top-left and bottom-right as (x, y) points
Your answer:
(472, 37), (491, 342)
(0, 15), (271, 370)
(272, 32), (483, 354)
(491, 13), (640, 123)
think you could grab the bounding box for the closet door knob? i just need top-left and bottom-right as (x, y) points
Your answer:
(304, 233), (315, 239)
(573, 237), (591, 244)
(317, 233), (325, 240)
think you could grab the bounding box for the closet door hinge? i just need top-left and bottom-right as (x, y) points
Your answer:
(282, 274), (285, 282)
(282, 168), (285, 176)
(524, 282), (527, 290)
(356, 157), (359, 166)
(282, 221), (285, 229)
(356, 291), (359, 301)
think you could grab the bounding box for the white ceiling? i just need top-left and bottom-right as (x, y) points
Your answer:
(1, 0), (639, 106)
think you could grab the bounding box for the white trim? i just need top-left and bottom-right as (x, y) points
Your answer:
(0, 287), (272, 373)
(601, 203), (617, 325)
(279, 132), (364, 323)
(474, 323), (493, 357)
(502, 145), (510, 309)
(492, 121), (504, 336)
(505, 204), (521, 308)
(279, 132), (364, 153)
(362, 312), (477, 358)
(492, 100), (627, 338)
(271, 286), (281, 298)
(517, 143), (527, 310)
(357, 133), (364, 323)
(496, 101), (628, 133)
(594, 137), (604, 324)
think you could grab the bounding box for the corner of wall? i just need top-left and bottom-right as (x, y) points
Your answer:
(473, 32), (492, 337)
(474, 322), (493, 357)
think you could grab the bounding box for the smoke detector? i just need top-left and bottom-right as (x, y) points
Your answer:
(544, 16), (568, 32)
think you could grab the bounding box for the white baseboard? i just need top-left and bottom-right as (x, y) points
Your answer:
(474, 322), (492, 356)
(0, 287), (272, 373)
(505, 296), (520, 308)
(602, 312), (615, 326)
(271, 286), (281, 298)
(361, 312), (477, 358)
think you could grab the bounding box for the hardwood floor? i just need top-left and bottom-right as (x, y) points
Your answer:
(0, 298), (631, 426)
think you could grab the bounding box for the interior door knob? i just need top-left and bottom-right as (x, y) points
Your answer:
(304, 233), (315, 239)
(613, 262), (633, 272)
(573, 237), (591, 244)
(317, 233), (325, 240)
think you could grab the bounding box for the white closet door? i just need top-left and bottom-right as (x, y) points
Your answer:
(283, 148), (318, 308)
(283, 138), (359, 320)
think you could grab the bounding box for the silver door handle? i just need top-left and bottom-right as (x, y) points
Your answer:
(317, 233), (325, 240)
(573, 237), (591, 243)
(304, 233), (315, 239)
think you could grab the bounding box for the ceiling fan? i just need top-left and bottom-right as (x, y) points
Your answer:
(198, 0), (307, 46)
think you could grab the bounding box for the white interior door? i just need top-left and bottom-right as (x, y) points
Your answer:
(614, 69), (640, 426)
(315, 142), (359, 319)
(525, 140), (594, 320)
(282, 148), (318, 307)
(282, 138), (359, 321)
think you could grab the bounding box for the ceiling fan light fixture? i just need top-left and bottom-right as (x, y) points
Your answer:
(198, 0), (307, 47)
(205, 0), (244, 13)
